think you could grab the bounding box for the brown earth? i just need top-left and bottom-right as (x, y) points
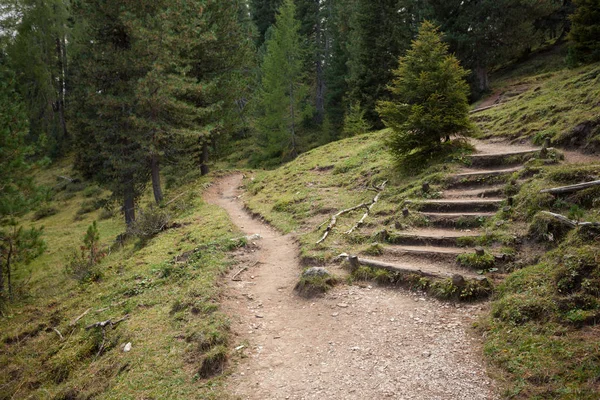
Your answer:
(205, 175), (498, 400)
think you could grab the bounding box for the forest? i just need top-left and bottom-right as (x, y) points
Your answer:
(1, 0), (600, 398)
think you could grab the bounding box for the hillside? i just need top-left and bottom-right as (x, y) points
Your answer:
(1, 165), (244, 399)
(242, 55), (600, 398)
(2, 52), (600, 400)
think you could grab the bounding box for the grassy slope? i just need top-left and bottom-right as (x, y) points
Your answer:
(244, 131), (471, 264)
(474, 46), (600, 149)
(1, 163), (243, 399)
(243, 52), (600, 398)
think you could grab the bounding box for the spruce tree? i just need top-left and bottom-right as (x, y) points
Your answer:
(256, 0), (311, 162)
(345, 0), (421, 127)
(250, 0), (284, 47)
(0, 64), (45, 299)
(377, 21), (472, 161)
(569, 0), (600, 62)
(7, 0), (70, 157)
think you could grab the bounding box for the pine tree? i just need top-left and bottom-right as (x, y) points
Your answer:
(427, 0), (559, 94)
(569, 0), (600, 62)
(0, 64), (45, 300)
(345, 0), (421, 127)
(250, 0), (284, 47)
(7, 0), (70, 157)
(256, 0), (311, 162)
(377, 21), (472, 161)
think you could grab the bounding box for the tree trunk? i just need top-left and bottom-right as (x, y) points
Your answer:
(289, 83), (298, 158)
(314, 0), (325, 125)
(6, 238), (13, 300)
(55, 37), (68, 143)
(151, 154), (163, 204)
(123, 181), (136, 226)
(200, 141), (210, 176)
(475, 63), (489, 93)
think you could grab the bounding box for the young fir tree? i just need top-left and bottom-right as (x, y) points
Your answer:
(0, 65), (45, 300)
(377, 21), (472, 161)
(256, 0), (311, 162)
(568, 0), (600, 62)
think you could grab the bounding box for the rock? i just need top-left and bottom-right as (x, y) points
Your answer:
(123, 342), (132, 352)
(452, 274), (466, 288)
(337, 303), (349, 308)
(301, 267), (330, 278)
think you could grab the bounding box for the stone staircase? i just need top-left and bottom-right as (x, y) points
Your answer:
(350, 146), (552, 287)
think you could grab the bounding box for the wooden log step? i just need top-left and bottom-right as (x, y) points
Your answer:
(384, 245), (469, 262)
(443, 185), (505, 199)
(341, 254), (485, 281)
(467, 148), (547, 167)
(421, 212), (495, 228)
(388, 229), (480, 247)
(448, 167), (523, 188)
(409, 198), (503, 213)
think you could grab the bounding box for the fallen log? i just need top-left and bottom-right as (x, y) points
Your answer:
(540, 211), (595, 228)
(346, 181), (388, 234)
(540, 180), (600, 195)
(337, 253), (485, 281)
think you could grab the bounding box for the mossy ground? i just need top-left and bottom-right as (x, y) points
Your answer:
(1, 159), (241, 399)
(473, 46), (600, 150)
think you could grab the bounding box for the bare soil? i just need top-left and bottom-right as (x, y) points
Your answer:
(205, 175), (498, 400)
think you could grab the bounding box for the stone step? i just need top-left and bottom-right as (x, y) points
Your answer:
(409, 198), (504, 213)
(420, 212), (495, 228)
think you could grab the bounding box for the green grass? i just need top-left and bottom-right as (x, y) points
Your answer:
(1, 159), (241, 399)
(244, 130), (472, 263)
(473, 47), (600, 148)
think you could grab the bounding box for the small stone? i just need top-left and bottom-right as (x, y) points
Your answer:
(301, 267), (331, 278)
(332, 312), (339, 317)
(422, 351), (431, 357)
(123, 342), (132, 352)
(337, 303), (349, 308)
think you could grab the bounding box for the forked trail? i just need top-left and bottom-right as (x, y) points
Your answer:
(205, 174), (496, 400)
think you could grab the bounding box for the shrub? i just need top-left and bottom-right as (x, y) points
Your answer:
(342, 102), (371, 138)
(128, 207), (170, 241)
(33, 206), (57, 221)
(65, 222), (105, 283)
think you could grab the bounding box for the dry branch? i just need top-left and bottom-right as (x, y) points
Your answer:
(70, 308), (91, 327)
(164, 191), (189, 206)
(231, 261), (260, 281)
(85, 314), (130, 330)
(346, 181), (388, 234)
(540, 180), (600, 195)
(316, 203), (370, 244)
(52, 328), (64, 340)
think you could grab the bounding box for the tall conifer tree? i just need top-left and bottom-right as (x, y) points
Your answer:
(256, 0), (311, 161)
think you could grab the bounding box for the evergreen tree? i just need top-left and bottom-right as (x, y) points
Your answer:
(250, 0), (284, 47)
(569, 0), (600, 62)
(7, 0), (70, 157)
(0, 64), (45, 300)
(377, 22), (472, 161)
(256, 0), (311, 162)
(345, 0), (421, 127)
(427, 0), (559, 94)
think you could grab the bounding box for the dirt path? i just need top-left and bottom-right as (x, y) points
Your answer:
(205, 175), (497, 400)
